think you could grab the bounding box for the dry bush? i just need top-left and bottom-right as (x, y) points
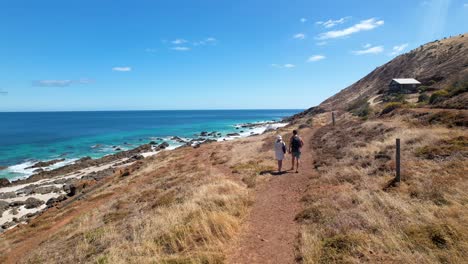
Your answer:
(298, 114), (468, 263)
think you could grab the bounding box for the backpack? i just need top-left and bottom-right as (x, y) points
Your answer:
(291, 136), (302, 152)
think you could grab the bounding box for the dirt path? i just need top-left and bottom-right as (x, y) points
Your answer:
(226, 128), (315, 264)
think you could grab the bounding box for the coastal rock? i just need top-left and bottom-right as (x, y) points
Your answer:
(52, 178), (72, 185)
(0, 166), (7, 171)
(149, 141), (157, 145)
(33, 168), (44, 173)
(0, 201), (9, 216)
(77, 156), (92, 163)
(226, 133), (240, 137)
(171, 136), (186, 143)
(193, 144), (201, 149)
(9, 200), (26, 207)
(63, 184), (76, 196)
(46, 195), (68, 207)
(1, 221), (16, 230)
(10, 208), (19, 215)
(0, 192), (17, 199)
(26, 158), (65, 169)
(24, 197), (44, 209)
(0, 178), (11, 187)
(81, 168), (114, 182)
(34, 185), (61, 194)
(0, 200), (9, 210)
(15, 184), (38, 196)
(19, 212), (38, 222)
(157, 142), (170, 150)
(200, 131), (208, 136)
(115, 148), (122, 151)
(131, 154), (144, 160)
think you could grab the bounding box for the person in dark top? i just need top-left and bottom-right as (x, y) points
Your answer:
(289, 130), (304, 173)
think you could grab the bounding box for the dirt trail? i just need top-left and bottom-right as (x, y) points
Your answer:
(226, 128), (315, 264)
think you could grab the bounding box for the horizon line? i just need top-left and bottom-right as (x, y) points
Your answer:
(0, 108), (306, 113)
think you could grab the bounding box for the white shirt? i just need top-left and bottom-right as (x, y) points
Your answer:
(274, 140), (285, 160)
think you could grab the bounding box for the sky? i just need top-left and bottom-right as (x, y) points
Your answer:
(0, 0), (467, 111)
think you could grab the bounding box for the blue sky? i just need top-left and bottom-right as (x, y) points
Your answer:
(0, 0), (467, 111)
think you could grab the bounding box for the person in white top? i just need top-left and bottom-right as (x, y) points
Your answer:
(274, 135), (287, 173)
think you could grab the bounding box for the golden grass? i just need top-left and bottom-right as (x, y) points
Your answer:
(298, 114), (468, 263)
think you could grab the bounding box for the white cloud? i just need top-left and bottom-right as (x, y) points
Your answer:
(193, 37), (218, 46)
(316, 17), (350, 28)
(293, 33), (306, 40)
(307, 55), (326, 62)
(353, 45), (384, 55)
(271, 64), (295, 69)
(171, 46), (191, 51)
(363, 43), (372, 48)
(300, 18), (307, 23)
(390, 43), (409, 55)
(33, 79), (94, 87)
(317, 18), (384, 40)
(112, 67), (132, 72)
(172, 39), (187, 44)
(316, 41), (328, 46)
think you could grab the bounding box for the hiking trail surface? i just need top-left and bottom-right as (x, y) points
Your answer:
(226, 128), (316, 264)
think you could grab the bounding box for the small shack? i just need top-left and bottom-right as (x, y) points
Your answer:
(389, 78), (421, 94)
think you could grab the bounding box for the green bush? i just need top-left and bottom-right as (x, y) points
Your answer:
(429, 90), (449, 104)
(381, 93), (406, 103)
(381, 102), (404, 115)
(446, 81), (468, 97)
(347, 98), (371, 119)
(418, 93), (430, 103)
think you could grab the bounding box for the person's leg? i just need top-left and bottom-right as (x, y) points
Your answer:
(290, 156), (295, 170)
(296, 157), (300, 173)
(278, 160), (283, 172)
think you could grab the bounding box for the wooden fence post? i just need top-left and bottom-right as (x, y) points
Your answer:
(396, 138), (401, 182)
(332, 112), (336, 126)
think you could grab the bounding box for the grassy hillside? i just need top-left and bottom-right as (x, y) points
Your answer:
(295, 110), (467, 263)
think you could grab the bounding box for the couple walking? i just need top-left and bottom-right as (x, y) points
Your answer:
(274, 130), (304, 173)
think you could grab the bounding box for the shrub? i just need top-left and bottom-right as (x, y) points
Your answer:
(429, 90), (449, 104)
(381, 93), (406, 103)
(446, 81), (468, 97)
(418, 93), (430, 103)
(381, 102), (404, 115)
(347, 98), (371, 119)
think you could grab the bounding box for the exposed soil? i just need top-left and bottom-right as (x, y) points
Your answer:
(226, 128), (316, 264)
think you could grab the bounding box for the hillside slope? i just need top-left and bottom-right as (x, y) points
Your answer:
(319, 33), (468, 111)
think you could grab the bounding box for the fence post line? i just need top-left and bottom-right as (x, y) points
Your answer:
(332, 112), (336, 126)
(396, 138), (401, 182)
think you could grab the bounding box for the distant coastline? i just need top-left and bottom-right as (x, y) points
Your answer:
(0, 109), (300, 181)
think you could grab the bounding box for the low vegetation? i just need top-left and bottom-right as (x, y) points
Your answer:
(297, 113), (468, 263)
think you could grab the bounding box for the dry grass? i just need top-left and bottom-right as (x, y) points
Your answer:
(298, 111), (468, 263)
(0, 139), (261, 264)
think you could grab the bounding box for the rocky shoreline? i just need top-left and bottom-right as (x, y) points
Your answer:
(0, 120), (288, 232)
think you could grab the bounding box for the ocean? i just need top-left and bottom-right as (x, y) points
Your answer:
(0, 109), (300, 180)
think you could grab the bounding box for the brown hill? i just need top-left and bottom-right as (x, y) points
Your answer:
(318, 33), (468, 112)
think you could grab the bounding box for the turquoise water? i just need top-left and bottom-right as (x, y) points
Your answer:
(0, 110), (300, 180)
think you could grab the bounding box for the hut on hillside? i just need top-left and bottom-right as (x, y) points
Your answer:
(389, 78), (421, 94)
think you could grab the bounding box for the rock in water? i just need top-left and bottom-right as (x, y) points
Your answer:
(24, 197), (45, 209)
(25, 158), (65, 169)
